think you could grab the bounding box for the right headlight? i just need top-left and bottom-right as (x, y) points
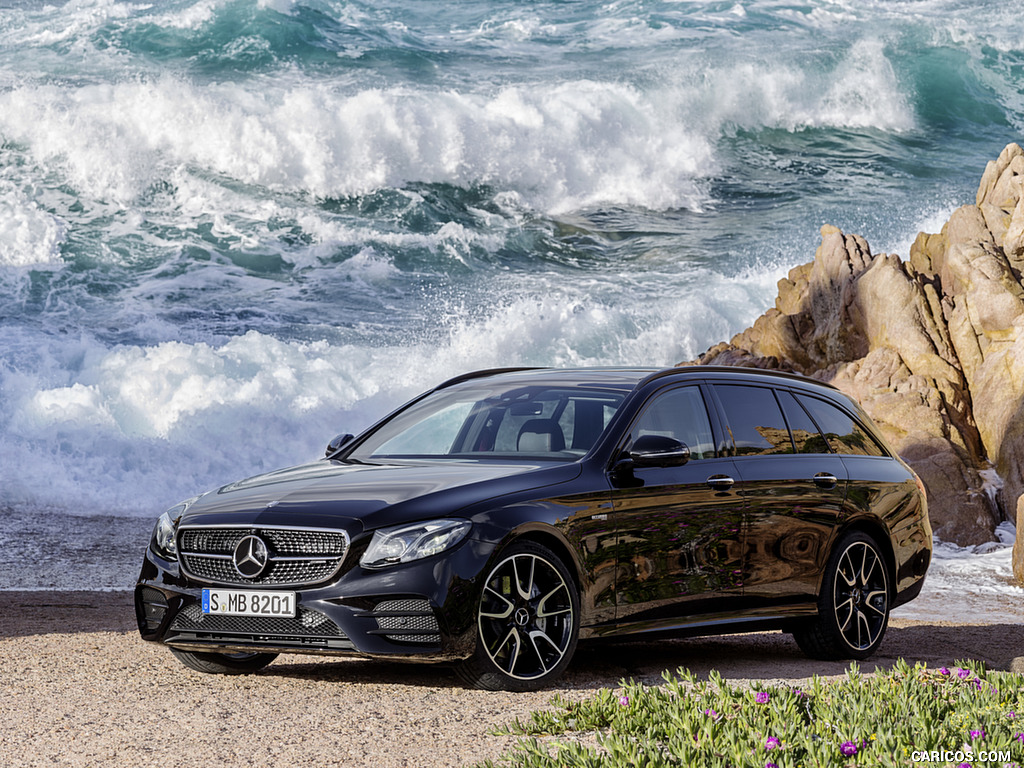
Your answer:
(150, 496), (200, 560)
(360, 519), (472, 569)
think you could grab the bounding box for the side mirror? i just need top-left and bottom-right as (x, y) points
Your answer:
(628, 435), (690, 468)
(326, 433), (354, 458)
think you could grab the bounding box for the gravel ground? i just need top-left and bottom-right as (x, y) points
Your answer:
(2, 591), (1023, 768)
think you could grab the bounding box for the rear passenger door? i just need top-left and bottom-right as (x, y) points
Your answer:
(792, 391), (903, 534)
(709, 383), (849, 608)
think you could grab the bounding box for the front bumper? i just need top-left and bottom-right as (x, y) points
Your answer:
(135, 537), (495, 663)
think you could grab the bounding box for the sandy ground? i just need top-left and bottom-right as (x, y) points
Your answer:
(1, 591), (1023, 768)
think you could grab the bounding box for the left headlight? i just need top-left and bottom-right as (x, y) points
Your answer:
(150, 495), (200, 560)
(360, 519), (472, 569)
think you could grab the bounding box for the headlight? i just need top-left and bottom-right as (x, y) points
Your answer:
(360, 519), (472, 569)
(150, 496), (200, 560)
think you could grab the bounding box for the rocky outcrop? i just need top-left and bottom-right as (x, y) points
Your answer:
(687, 143), (1024, 581)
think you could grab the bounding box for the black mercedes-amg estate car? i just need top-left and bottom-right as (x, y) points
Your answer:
(136, 366), (931, 690)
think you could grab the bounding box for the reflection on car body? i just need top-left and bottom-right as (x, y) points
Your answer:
(136, 366), (931, 690)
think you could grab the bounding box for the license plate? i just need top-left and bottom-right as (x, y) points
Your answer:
(202, 589), (296, 618)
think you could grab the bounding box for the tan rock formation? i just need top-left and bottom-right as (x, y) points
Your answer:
(688, 143), (1024, 576)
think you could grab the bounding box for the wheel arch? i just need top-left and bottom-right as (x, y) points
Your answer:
(502, 526), (584, 595)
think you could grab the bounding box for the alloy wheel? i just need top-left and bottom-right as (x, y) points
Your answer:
(477, 551), (575, 682)
(833, 540), (889, 651)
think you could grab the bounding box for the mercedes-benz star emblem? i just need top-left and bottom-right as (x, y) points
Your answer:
(233, 535), (269, 578)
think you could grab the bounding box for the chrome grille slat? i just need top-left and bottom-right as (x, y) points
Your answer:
(178, 525), (348, 587)
(263, 529), (347, 555)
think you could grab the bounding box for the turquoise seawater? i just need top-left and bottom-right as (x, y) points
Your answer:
(0, 0), (1021, 516)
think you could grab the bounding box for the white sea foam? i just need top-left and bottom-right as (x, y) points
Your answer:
(684, 37), (914, 135)
(0, 32), (915, 220)
(893, 523), (1024, 625)
(0, 258), (775, 516)
(0, 184), (66, 268)
(0, 76), (716, 214)
(884, 203), (960, 259)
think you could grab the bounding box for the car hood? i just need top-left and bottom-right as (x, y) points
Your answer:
(178, 458), (582, 533)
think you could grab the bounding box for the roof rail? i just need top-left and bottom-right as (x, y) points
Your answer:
(434, 367), (546, 391)
(639, 364), (840, 391)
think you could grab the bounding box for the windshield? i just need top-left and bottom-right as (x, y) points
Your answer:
(348, 382), (626, 462)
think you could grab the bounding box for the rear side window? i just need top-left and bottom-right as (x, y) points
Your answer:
(795, 394), (886, 457)
(714, 385), (793, 456)
(777, 391), (832, 454)
(633, 386), (715, 460)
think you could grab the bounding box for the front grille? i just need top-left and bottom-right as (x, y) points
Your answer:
(171, 601), (345, 637)
(369, 599), (440, 643)
(180, 528), (348, 556)
(178, 525), (348, 587)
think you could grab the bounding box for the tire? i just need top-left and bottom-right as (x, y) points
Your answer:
(169, 648), (279, 674)
(456, 540), (580, 691)
(793, 531), (891, 660)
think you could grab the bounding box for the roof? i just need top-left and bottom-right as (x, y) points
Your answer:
(437, 365), (840, 394)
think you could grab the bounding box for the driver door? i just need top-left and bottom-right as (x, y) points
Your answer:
(609, 384), (745, 626)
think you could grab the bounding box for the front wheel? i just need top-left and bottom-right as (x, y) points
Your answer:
(793, 531), (891, 660)
(169, 648), (279, 674)
(457, 540), (580, 691)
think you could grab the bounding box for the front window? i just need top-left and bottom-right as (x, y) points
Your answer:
(349, 381), (625, 461)
(631, 386), (716, 460)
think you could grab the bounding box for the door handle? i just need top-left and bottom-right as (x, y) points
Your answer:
(812, 473), (839, 489)
(706, 475), (735, 491)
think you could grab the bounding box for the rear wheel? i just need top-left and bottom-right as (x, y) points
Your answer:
(457, 540), (579, 691)
(169, 648), (279, 674)
(794, 531), (891, 660)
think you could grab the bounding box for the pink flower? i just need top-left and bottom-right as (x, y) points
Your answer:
(840, 741), (858, 757)
(618, 695), (629, 707)
(755, 691), (770, 704)
(957, 668), (971, 680)
(765, 736), (780, 750)
(969, 729), (985, 741)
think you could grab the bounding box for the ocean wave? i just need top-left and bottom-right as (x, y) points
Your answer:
(0, 75), (716, 213)
(0, 265), (775, 514)
(0, 47), (919, 218)
(681, 37), (915, 134)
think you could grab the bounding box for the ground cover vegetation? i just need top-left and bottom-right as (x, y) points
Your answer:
(480, 660), (1024, 767)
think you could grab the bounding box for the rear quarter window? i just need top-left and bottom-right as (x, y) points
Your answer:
(777, 390), (832, 454)
(795, 394), (886, 457)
